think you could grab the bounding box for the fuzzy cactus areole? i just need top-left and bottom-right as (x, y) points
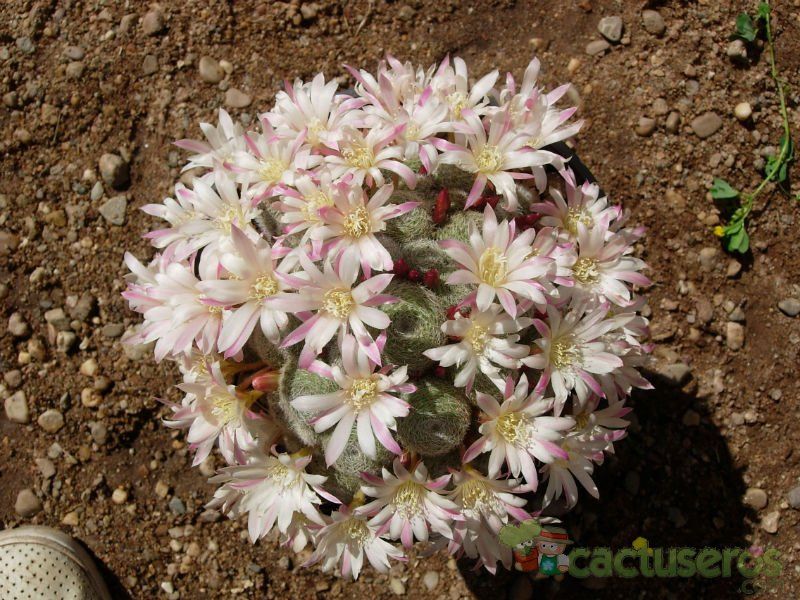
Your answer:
(123, 55), (653, 578)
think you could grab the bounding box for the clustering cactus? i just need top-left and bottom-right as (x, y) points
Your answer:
(123, 55), (651, 578)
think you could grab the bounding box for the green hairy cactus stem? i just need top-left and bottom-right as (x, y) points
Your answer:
(312, 430), (392, 503)
(397, 378), (472, 457)
(381, 282), (447, 374)
(397, 238), (453, 276)
(434, 210), (484, 244)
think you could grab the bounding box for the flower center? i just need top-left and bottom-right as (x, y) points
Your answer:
(405, 122), (421, 141)
(525, 134), (544, 149)
(206, 303), (224, 316)
(496, 411), (528, 444)
(474, 145), (502, 173)
(322, 288), (354, 319)
(258, 158), (287, 184)
(478, 247), (508, 286)
(550, 337), (581, 370)
(565, 208), (593, 235)
(342, 206), (372, 238)
(342, 144), (374, 170)
(217, 205), (245, 233)
(446, 92), (468, 119)
(394, 481), (424, 519)
(572, 257), (601, 284)
(347, 377), (378, 411)
(342, 518), (372, 544)
(575, 412), (590, 431)
(250, 275), (279, 300)
(210, 390), (255, 427)
(302, 190), (334, 223)
(459, 479), (500, 513)
(307, 118), (326, 145)
(464, 322), (490, 354)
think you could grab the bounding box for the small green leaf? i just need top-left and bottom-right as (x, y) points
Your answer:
(757, 2), (770, 20)
(725, 224), (750, 253)
(711, 178), (740, 199)
(736, 13), (757, 41)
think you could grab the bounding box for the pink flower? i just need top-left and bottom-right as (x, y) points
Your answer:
(358, 458), (459, 548)
(269, 252), (395, 366)
(311, 183), (418, 273)
(440, 205), (555, 316)
(291, 335), (413, 465)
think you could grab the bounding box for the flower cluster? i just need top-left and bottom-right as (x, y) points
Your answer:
(123, 56), (651, 578)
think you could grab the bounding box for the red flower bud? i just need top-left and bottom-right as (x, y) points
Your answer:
(423, 268), (440, 288)
(434, 366), (447, 379)
(433, 188), (450, 224)
(407, 269), (421, 282)
(392, 258), (409, 278)
(446, 304), (459, 320)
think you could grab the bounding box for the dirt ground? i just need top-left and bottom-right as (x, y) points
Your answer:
(2, 0), (800, 598)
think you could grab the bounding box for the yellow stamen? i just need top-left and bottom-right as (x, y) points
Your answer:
(322, 288), (354, 319)
(572, 257), (601, 285)
(478, 247), (508, 286)
(474, 145), (502, 174)
(347, 377), (378, 411)
(394, 481), (424, 518)
(342, 518), (372, 543)
(564, 208), (593, 235)
(342, 206), (372, 238)
(258, 158), (287, 184)
(250, 275), (278, 300)
(446, 92), (468, 120)
(550, 337), (580, 370)
(496, 411), (527, 444)
(342, 144), (374, 170)
(464, 323), (490, 354)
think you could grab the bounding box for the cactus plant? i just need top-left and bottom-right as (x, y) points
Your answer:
(123, 56), (651, 578)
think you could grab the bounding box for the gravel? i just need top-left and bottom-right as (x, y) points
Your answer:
(698, 247), (718, 271)
(659, 362), (691, 386)
(37, 409), (65, 433)
(691, 112), (723, 138)
(726, 322), (745, 350)
(760, 511), (780, 534)
(422, 571), (440, 591)
(199, 56), (225, 83)
(98, 153), (130, 190)
(224, 88), (252, 108)
(15, 489), (43, 517)
(734, 102), (752, 121)
(788, 486), (800, 509)
(142, 9), (165, 36)
(635, 116), (656, 137)
(142, 54), (159, 76)
(778, 298), (800, 317)
(99, 195), (128, 226)
(586, 39), (611, 56)
(642, 10), (666, 36)
(598, 16), (623, 43)
(744, 488), (768, 510)
(4, 391), (30, 424)
(8, 312), (31, 338)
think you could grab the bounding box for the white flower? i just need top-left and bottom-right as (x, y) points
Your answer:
(227, 118), (320, 202)
(432, 56), (498, 121)
(358, 459), (459, 548)
(198, 226), (295, 356)
(565, 219), (651, 307)
(541, 438), (600, 508)
(175, 108), (245, 170)
(324, 125), (417, 189)
(440, 205), (555, 316)
(265, 73), (361, 148)
(173, 361), (271, 465)
(305, 505), (405, 580)
(435, 109), (560, 211)
(270, 252), (395, 366)
(531, 172), (620, 240)
(447, 465), (530, 573)
(207, 447), (328, 542)
(522, 301), (632, 414)
(292, 335), (413, 465)
(463, 375), (574, 490)
(273, 170), (339, 240)
(311, 183), (419, 273)
(423, 304), (531, 390)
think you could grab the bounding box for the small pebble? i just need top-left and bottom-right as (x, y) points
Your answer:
(585, 39), (610, 56)
(760, 511), (779, 534)
(62, 512), (80, 526)
(142, 54), (158, 75)
(80, 358), (99, 377)
(15, 489), (43, 517)
(98, 154), (130, 190)
(635, 116), (656, 137)
(99, 195), (128, 226)
(5, 391), (30, 423)
(90, 180), (104, 201)
(787, 486), (800, 509)
(142, 9), (165, 35)
(734, 102), (752, 122)
(90, 421), (108, 445)
(726, 260), (742, 278)
(726, 322), (745, 350)
(169, 497), (186, 515)
(597, 16), (623, 43)
(691, 112), (723, 139)
(744, 488), (768, 510)
(4, 369), (22, 389)
(224, 88), (252, 108)
(665, 111), (680, 133)
(155, 480), (170, 498)
(698, 247), (718, 271)
(422, 571), (440, 591)
(56, 331), (78, 353)
(726, 39), (747, 60)
(35, 458), (56, 479)
(102, 323), (125, 338)
(777, 298), (800, 318)
(389, 578), (406, 595)
(641, 9), (666, 36)
(112, 488), (129, 504)
(199, 56), (224, 83)
(8, 312), (31, 338)
(38, 409), (65, 433)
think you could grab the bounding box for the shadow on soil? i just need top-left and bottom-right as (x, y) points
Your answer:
(459, 371), (756, 599)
